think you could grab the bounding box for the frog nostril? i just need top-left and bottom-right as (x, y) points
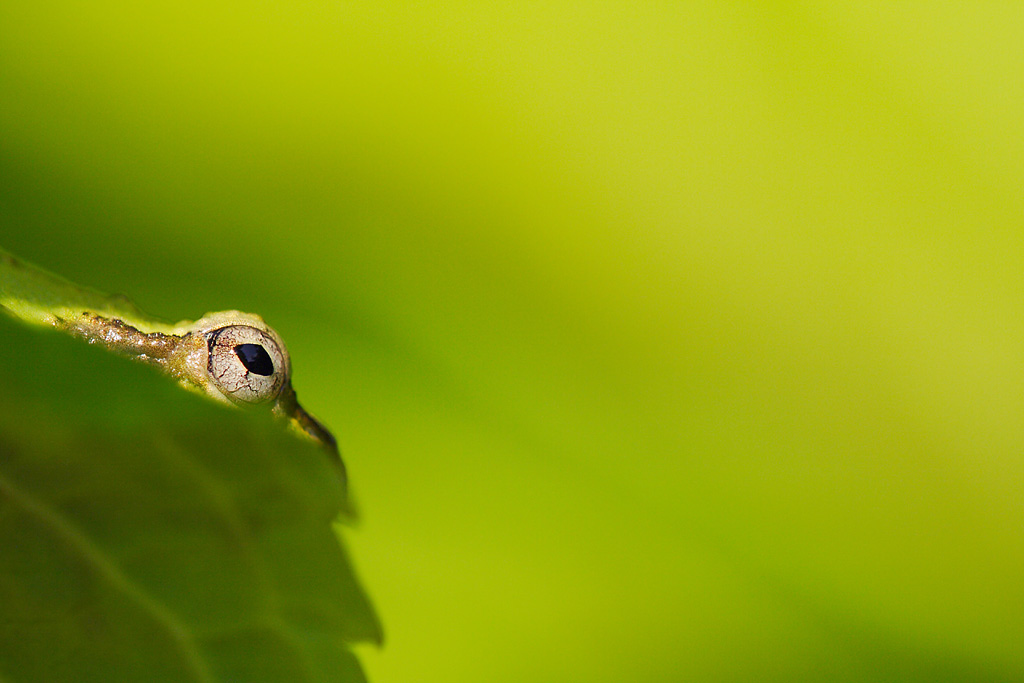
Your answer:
(234, 343), (275, 376)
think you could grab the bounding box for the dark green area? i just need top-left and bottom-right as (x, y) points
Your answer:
(0, 314), (379, 682)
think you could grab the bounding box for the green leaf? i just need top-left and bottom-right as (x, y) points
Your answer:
(0, 295), (380, 680)
(0, 247), (169, 332)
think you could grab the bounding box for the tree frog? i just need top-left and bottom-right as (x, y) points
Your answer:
(0, 247), (340, 468)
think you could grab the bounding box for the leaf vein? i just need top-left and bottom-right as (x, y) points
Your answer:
(0, 471), (217, 683)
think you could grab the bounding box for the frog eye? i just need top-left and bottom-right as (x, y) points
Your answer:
(205, 325), (288, 404)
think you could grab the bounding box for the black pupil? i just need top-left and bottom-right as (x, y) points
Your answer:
(234, 344), (275, 376)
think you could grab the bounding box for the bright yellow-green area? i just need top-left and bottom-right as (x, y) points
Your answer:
(2, 3), (1023, 681)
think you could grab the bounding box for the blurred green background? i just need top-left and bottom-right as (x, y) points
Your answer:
(2, 3), (1024, 681)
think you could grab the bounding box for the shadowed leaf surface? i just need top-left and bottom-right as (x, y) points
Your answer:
(0, 313), (380, 682)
